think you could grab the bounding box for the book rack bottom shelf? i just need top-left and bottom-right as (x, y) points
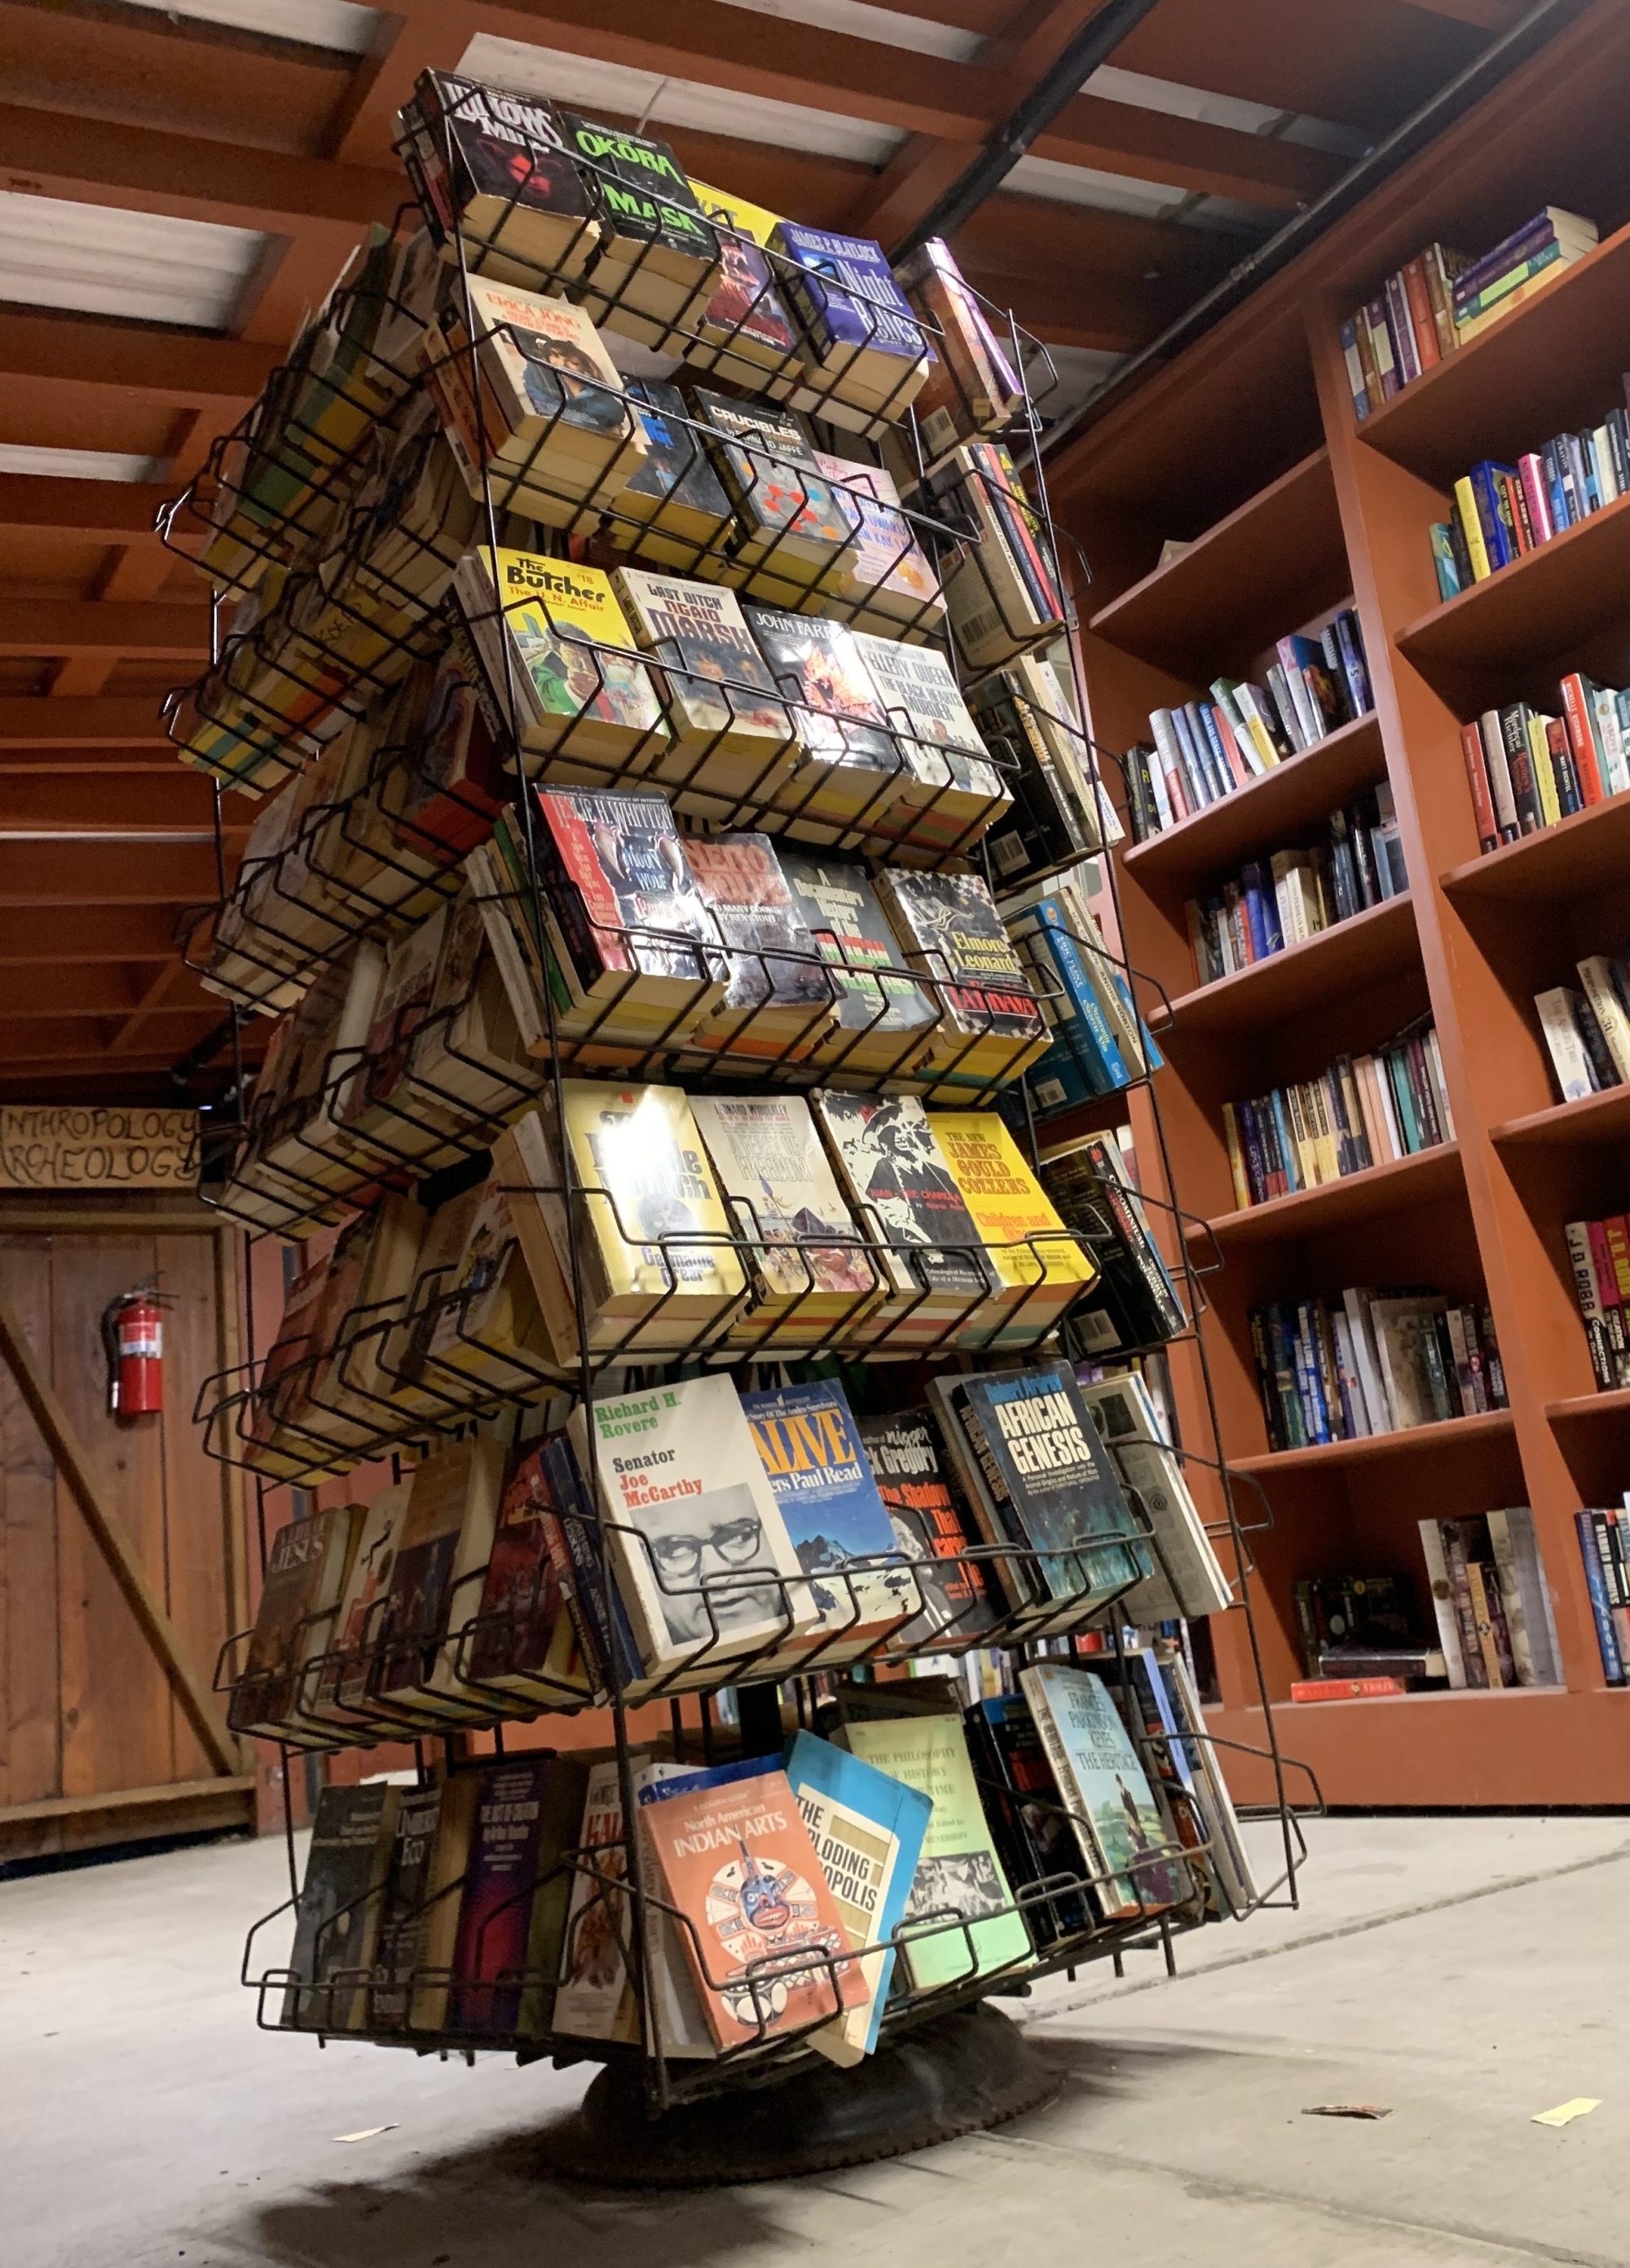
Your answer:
(1205, 1688), (1630, 1809)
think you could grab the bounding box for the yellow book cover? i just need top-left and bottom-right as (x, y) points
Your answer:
(690, 181), (783, 248)
(1526, 708), (1560, 828)
(560, 1080), (747, 1308)
(470, 547), (664, 748)
(931, 1111), (1095, 1293)
(1452, 477), (1492, 581)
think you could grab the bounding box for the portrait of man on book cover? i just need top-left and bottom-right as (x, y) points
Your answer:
(637, 1482), (788, 1648)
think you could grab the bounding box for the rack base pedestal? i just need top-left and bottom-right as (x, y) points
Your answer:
(538, 2002), (1058, 2187)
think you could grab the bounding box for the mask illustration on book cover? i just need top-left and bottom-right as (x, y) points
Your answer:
(705, 1843), (840, 2027)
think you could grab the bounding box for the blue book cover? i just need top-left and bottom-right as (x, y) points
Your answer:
(784, 1728), (932, 2058)
(740, 1379), (920, 1646)
(958, 1360), (1148, 1612)
(1019, 1663), (1192, 1921)
(1033, 899), (1165, 1088)
(543, 1435), (644, 1692)
(637, 1755), (778, 1804)
(1469, 462), (1515, 567)
(773, 223), (923, 363)
(1239, 867), (1274, 960)
(1169, 703), (1215, 805)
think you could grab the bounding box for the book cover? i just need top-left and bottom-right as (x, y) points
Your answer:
(812, 452), (943, 628)
(677, 832), (838, 1024)
(449, 1756), (588, 2036)
(316, 1478), (413, 1719)
(813, 1088), (996, 1304)
(559, 114), (717, 278)
(451, 276), (632, 463)
(851, 631), (1002, 816)
(284, 1784), (400, 2030)
(693, 391), (855, 558)
(553, 1078), (747, 1313)
(612, 567), (790, 745)
(1077, 1370), (1234, 1621)
(958, 1361), (1149, 1613)
(857, 1410), (998, 1648)
(616, 377), (734, 541)
(1020, 1661), (1192, 1920)
(641, 1763), (866, 2048)
(784, 1727), (933, 2061)
(741, 1377), (921, 1650)
(370, 1784), (444, 2031)
(231, 1503), (359, 1737)
(967, 1693), (1090, 1945)
(687, 1091), (881, 1322)
(465, 1444), (587, 1697)
(776, 849), (936, 1043)
(837, 1713), (1031, 1989)
(773, 222), (927, 389)
(377, 1436), (507, 1710)
(528, 783), (716, 994)
(570, 1371), (814, 1675)
(932, 1110), (1095, 1304)
(689, 179), (800, 368)
(875, 867), (1042, 1047)
(896, 236), (1024, 457)
(459, 548), (663, 746)
(403, 72), (593, 271)
(741, 605), (899, 783)
(554, 1754), (645, 2041)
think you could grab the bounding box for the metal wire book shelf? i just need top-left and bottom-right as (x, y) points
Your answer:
(166, 77), (1315, 2139)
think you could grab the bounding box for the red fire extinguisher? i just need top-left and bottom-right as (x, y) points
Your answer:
(103, 1280), (174, 1421)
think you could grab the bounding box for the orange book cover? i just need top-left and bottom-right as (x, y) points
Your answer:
(641, 1766), (866, 2049)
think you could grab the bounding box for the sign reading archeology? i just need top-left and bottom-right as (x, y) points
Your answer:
(0, 1108), (199, 1191)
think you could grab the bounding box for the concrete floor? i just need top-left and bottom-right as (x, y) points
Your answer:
(5, 1811), (1630, 2268)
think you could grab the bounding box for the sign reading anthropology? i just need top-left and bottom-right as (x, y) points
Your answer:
(0, 1108), (199, 1191)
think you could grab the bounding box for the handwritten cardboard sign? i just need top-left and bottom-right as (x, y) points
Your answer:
(0, 1108), (199, 1191)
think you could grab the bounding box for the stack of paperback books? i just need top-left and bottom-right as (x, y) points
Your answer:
(1417, 1510), (1562, 1691)
(1562, 1214), (1630, 1390)
(1222, 1018), (1454, 1210)
(1123, 607), (1372, 841)
(1575, 1504), (1630, 1683)
(1249, 1286), (1507, 1451)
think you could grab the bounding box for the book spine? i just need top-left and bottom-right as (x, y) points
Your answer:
(1401, 256), (1440, 369)
(1457, 722), (1499, 851)
(1579, 957), (1630, 1079)
(1517, 452), (1555, 543)
(1539, 995), (1597, 1102)
(1470, 462), (1515, 569)
(1421, 245), (1459, 357)
(1417, 1517), (1468, 1686)
(1559, 674), (1607, 804)
(1577, 1510), (1626, 1682)
(1333, 611), (1372, 717)
(1453, 475), (1492, 581)
(1440, 1521), (1490, 1686)
(1290, 1676), (1408, 1701)
(1338, 317), (1369, 419)
(1384, 272), (1420, 386)
(1483, 1509), (1538, 1687)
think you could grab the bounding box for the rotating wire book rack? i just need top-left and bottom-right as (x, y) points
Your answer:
(165, 78), (1317, 2129)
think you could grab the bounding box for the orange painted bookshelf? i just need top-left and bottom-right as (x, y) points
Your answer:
(1048, 0), (1630, 1807)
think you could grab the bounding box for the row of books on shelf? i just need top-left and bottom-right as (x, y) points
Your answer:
(1562, 1214), (1630, 1392)
(1575, 1503), (1630, 1684)
(1534, 950), (1630, 1105)
(1341, 208), (1599, 420)
(1430, 391), (1630, 598)
(1121, 608), (1372, 845)
(209, 640), (1112, 1023)
(1290, 1512), (1561, 1701)
(233, 1365), (1232, 1737)
(1458, 679), (1630, 853)
(1183, 786), (1407, 986)
(1250, 1287), (1507, 1454)
(239, 1096), (1185, 1476)
(1222, 1020), (1453, 1213)
(280, 1647), (1255, 2058)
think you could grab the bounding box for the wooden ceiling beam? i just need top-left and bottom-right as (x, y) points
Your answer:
(0, 776), (231, 832)
(0, 311), (277, 412)
(0, 474), (194, 546)
(0, 906), (183, 964)
(0, 595), (210, 660)
(0, 975), (214, 1024)
(0, 697), (173, 745)
(1391, 0), (1518, 24)
(0, 841), (223, 907)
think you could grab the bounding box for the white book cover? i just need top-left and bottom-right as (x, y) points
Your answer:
(1535, 988), (1594, 1101)
(1074, 1374), (1231, 1621)
(570, 1373), (817, 1677)
(554, 1756), (645, 2042)
(1341, 1286), (1392, 1432)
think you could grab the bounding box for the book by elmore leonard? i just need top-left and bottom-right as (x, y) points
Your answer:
(741, 1376), (921, 1653)
(874, 867), (1045, 1074)
(857, 1410), (998, 1648)
(1020, 1662), (1193, 1922)
(641, 1762), (866, 2049)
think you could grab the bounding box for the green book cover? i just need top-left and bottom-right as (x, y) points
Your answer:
(1020, 1662), (1192, 1922)
(838, 1712), (1031, 1991)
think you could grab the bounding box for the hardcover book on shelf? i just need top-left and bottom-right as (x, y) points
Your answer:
(931, 1361), (1149, 1627)
(1074, 1371), (1234, 1622)
(610, 567), (795, 808)
(835, 1711), (1032, 1989)
(776, 849), (936, 1074)
(784, 1728), (934, 2063)
(873, 866), (1046, 1082)
(688, 1091), (882, 1342)
(1020, 1662), (1193, 1922)
(739, 605), (902, 836)
(452, 548), (665, 770)
(857, 1410), (999, 1650)
(677, 831), (839, 1058)
(567, 1372), (817, 1678)
(932, 1109), (1094, 1342)
(465, 1444), (593, 1701)
(640, 1759), (866, 2050)
(496, 1080), (747, 1361)
(398, 73), (597, 286)
(813, 1088), (997, 1337)
(284, 1784), (400, 2031)
(560, 115), (720, 348)
(374, 1436), (508, 1716)
(770, 222), (932, 426)
(447, 1756), (588, 2037)
(741, 1377), (921, 1658)
(229, 1503), (362, 1739)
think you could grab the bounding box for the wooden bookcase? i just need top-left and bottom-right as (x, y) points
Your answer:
(1047, 0), (1630, 1807)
